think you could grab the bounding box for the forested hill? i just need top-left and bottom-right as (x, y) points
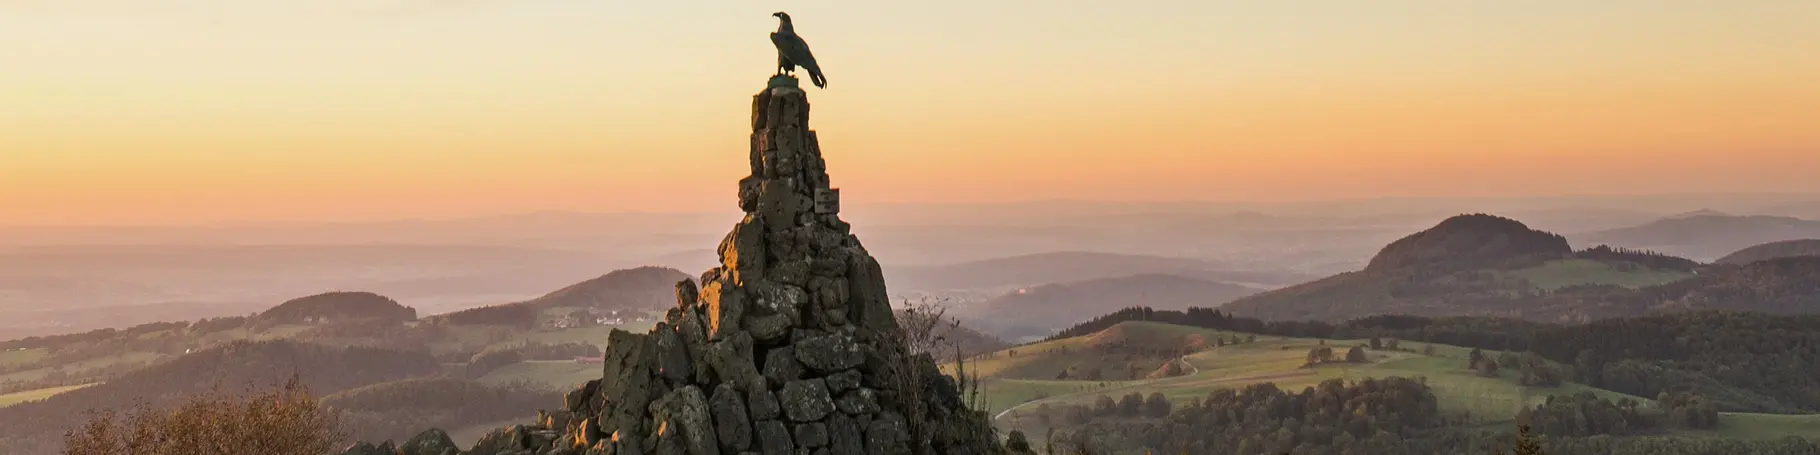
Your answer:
(1716, 238), (1820, 265)
(1365, 213), (1571, 271)
(1214, 213), (1819, 323)
(258, 291), (417, 324)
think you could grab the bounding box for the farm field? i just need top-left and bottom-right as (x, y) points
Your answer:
(966, 320), (1817, 441)
(0, 383), (97, 408)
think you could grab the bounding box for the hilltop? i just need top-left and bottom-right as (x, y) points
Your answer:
(1366, 214), (1572, 271)
(1221, 214), (1700, 322)
(258, 291), (417, 324)
(1579, 214), (1820, 261)
(517, 266), (689, 311)
(1716, 239), (1820, 265)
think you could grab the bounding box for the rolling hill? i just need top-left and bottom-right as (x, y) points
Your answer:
(956, 274), (1262, 340)
(1220, 214), (1702, 322)
(517, 266), (690, 311)
(1578, 214), (1820, 261)
(258, 291), (417, 324)
(1716, 239), (1820, 265)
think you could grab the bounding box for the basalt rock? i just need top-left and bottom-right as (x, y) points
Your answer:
(339, 78), (1006, 455)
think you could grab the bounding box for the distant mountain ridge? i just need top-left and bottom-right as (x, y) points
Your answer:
(957, 273), (1263, 339)
(1579, 214), (1820, 261)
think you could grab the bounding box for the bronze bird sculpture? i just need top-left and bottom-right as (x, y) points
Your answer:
(770, 12), (827, 89)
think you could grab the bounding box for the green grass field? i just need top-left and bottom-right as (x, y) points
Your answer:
(1708, 412), (1820, 441)
(969, 321), (1818, 441)
(0, 348), (49, 367)
(1504, 259), (1693, 291)
(475, 360), (600, 392)
(0, 383), (97, 408)
(0, 351), (166, 384)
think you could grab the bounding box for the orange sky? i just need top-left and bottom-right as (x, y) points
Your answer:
(3, 1), (1819, 225)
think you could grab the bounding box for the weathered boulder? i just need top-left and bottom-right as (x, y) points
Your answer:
(654, 324), (695, 384)
(823, 370), (860, 394)
(649, 385), (720, 455)
(777, 378), (836, 423)
(747, 386), (783, 422)
(744, 312), (793, 342)
(792, 422), (829, 449)
(761, 347), (805, 386)
(400, 428), (459, 455)
(706, 332), (763, 392)
(709, 383), (753, 453)
(754, 420), (795, 455)
(719, 214), (767, 284)
(824, 413), (864, 455)
(835, 388), (880, 415)
(793, 333), (864, 373)
(700, 279), (746, 340)
(865, 412), (911, 455)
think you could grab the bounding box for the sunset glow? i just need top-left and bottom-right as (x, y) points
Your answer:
(4, 1), (1819, 225)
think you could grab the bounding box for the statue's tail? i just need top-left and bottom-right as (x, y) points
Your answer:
(807, 66), (827, 88)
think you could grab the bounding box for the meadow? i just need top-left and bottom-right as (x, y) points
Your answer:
(965, 320), (1820, 441)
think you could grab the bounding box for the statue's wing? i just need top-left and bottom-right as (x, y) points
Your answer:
(771, 32), (821, 73)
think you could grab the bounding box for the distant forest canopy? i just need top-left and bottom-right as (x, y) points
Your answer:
(1046, 306), (1820, 414)
(257, 291), (418, 324)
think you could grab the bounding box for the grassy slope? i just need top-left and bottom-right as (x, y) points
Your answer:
(0, 383), (97, 408)
(0, 352), (166, 384)
(475, 360), (600, 392)
(1503, 259), (1692, 291)
(0, 348), (48, 367)
(970, 321), (1819, 441)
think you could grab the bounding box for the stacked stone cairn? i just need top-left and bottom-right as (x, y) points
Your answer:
(342, 77), (1009, 455)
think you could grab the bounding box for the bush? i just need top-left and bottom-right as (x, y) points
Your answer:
(62, 376), (345, 455)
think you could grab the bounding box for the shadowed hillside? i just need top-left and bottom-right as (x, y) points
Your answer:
(1716, 239), (1820, 265)
(518, 266), (689, 311)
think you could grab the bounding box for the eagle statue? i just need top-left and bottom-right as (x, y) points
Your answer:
(770, 12), (827, 89)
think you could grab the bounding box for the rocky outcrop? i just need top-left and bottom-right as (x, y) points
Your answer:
(338, 75), (1004, 455)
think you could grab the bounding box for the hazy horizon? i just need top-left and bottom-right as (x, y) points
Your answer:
(7, 1), (1820, 226)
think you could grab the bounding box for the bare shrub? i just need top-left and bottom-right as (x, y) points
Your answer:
(63, 375), (346, 455)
